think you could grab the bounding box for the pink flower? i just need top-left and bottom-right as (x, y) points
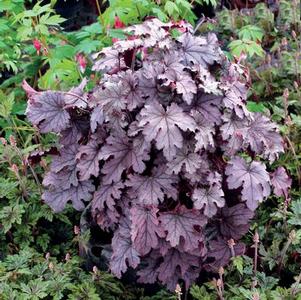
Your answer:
(112, 16), (125, 43)
(33, 39), (42, 55)
(114, 16), (125, 29)
(76, 53), (87, 73)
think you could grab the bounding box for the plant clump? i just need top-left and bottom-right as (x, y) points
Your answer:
(23, 18), (290, 290)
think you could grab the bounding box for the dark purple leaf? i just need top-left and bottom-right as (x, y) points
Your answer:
(192, 184), (225, 217)
(43, 167), (78, 189)
(217, 204), (254, 240)
(26, 91), (70, 133)
(139, 101), (196, 160)
(59, 122), (83, 145)
(119, 70), (145, 111)
(92, 48), (125, 72)
(222, 81), (249, 118)
(93, 79), (130, 113)
(110, 217), (140, 278)
(177, 32), (221, 67)
(191, 92), (222, 126)
(192, 110), (215, 151)
(92, 181), (124, 211)
(208, 238), (245, 271)
(42, 180), (94, 212)
(64, 78), (88, 108)
(246, 113), (284, 162)
(100, 134), (150, 183)
(76, 139), (103, 181)
(50, 144), (79, 173)
(159, 206), (207, 251)
(130, 206), (165, 255)
(220, 113), (246, 155)
(137, 251), (160, 284)
(226, 156), (271, 210)
(137, 62), (165, 100)
(271, 167), (291, 198)
(159, 69), (197, 104)
(166, 148), (202, 174)
(157, 247), (200, 286)
(126, 166), (177, 205)
(90, 106), (105, 132)
(95, 206), (120, 231)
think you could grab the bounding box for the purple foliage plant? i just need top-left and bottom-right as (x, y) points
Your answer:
(23, 18), (291, 290)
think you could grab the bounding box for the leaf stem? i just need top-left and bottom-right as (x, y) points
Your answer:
(95, 0), (106, 34)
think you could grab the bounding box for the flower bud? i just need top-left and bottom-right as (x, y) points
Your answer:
(9, 135), (16, 147)
(281, 37), (288, 47)
(75, 53), (87, 73)
(227, 238), (236, 248)
(253, 231), (259, 243)
(65, 253), (71, 261)
(289, 230), (296, 241)
(74, 225), (80, 235)
(33, 39), (42, 55)
(283, 88), (289, 99)
(294, 81), (299, 89)
(10, 164), (19, 176)
(0, 138), (7, 145)
(175, 283), (182, 296)
(39, 159), (47, 170)
(252, 291), (260, 300)
(114, 16), (125, 29)
(292, 30), (297, 39)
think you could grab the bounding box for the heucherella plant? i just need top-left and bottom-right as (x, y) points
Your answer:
(23, 18), (291, 290)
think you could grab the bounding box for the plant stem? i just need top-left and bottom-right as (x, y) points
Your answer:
(95, 0), (106, 33)
(253, 231), (259, 276)
(291, 270), (301, 296)
(285, 135), (301, 185)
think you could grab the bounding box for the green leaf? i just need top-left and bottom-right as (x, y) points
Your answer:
(175, 0), (192, 10)
(151, 7), (168, 21)
(232, 255), (244, 275)
(229, 39), (265, 58)
(35, 24), (49, 35)
(20, 278), (49, 299)
(0, 91), (14, 118)
(17, 26), (33, 41)
(288, 199), (301, 226)
(0, 19), (9, 31)
(75, 40), (102, 54)
(50, 45), (76, 60)
(0, 178), (18, 198)
(190, 285), (215, 300)
(0, 0), (15, 12)
(0, 204), (25, 233)
(164, 1), (179, 16)
(108, 29), (127, 39)
(40, 14), (66, 25)
(247, 101), (266, 113)
(238, 25), (264, 42)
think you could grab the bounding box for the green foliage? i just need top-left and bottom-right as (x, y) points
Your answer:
(0, 248), (146, 300)
(228, 39), (265, 57)
(238, 25), (264, 42)
(288, 199), (301, 226)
